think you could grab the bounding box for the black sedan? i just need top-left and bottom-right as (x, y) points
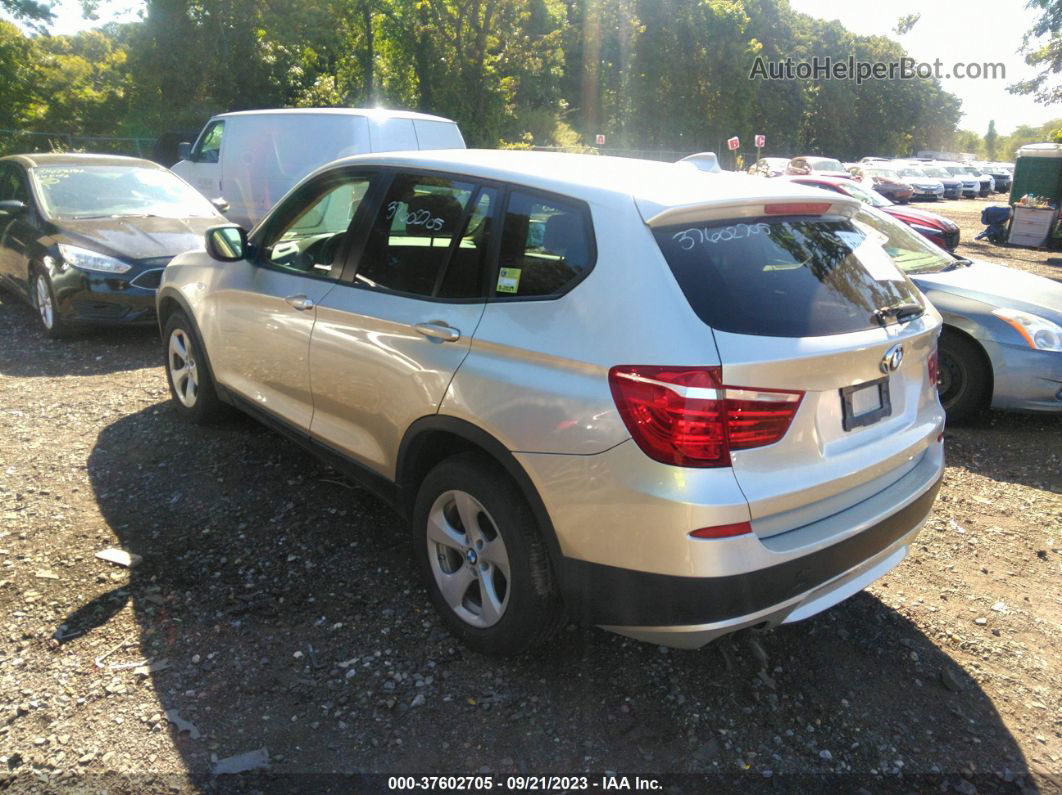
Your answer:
(0, 153), (224, 337)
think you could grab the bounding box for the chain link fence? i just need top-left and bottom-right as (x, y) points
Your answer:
(0, 129), (158, 158)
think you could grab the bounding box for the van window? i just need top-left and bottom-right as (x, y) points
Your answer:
(260, 172), (373, 279)
(192, 121), (224, 163)
(493, 191), (593, 298)
(355, 174), (477, 297)
(413, 120), (466, 150)
(654, 215), (925, 337)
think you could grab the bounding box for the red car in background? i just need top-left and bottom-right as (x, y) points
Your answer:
(783, 174), (959, 251)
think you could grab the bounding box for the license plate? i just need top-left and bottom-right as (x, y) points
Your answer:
(841, 376), (892, 431)
(850, 384), (881, 416)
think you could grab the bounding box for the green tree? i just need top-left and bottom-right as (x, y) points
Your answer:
(1010, 0), (1062, 104)
(985, 119), (998, 159)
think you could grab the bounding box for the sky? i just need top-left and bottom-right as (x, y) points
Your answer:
(789, 0), (1057, 135)
(14, 0), (1061, 136)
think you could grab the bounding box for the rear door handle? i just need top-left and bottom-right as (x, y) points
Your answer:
(285, 294), (314, 311)
(413, 321), (460, 342)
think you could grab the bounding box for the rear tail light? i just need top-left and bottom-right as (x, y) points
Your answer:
(608, 366), (803, 468)
(927, 346), (939, 386)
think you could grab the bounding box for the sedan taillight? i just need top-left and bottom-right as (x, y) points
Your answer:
(608, 366), (803, 468)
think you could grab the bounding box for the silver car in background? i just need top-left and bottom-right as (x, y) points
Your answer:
(157, 151), (945, 654)
(853, 207), (1062, 419)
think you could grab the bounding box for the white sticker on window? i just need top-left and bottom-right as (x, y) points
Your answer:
(496, 267), (521, 294)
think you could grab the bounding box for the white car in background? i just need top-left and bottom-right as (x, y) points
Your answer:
(891, 164), (945, 201)
(172, 108), (466, 229)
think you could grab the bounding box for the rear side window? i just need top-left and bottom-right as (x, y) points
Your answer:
(494, 191), (593, 298)
(654, 216), (925, 337)
(356, 174), (478, 297)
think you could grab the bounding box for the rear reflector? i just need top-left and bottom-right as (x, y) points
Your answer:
(763, 202), (831, 216)
(690, 521), (753, 539)
(608, 366), (803, 467)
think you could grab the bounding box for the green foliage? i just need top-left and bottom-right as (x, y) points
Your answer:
(4, 0), (964, 160)
(1011, 0), (1062, 104)
(985, 120), (998, 159)
(893, 13), (920, 36)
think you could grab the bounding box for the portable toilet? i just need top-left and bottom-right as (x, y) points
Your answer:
(1009, 143), (1062, 204)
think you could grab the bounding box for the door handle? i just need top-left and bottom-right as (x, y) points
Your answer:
(413, 321), (460, 342)
(285, 294), (314, 311)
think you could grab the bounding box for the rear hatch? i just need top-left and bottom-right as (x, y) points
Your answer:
(644, 197), (941, 538)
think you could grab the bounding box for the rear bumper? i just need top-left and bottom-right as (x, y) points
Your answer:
(559, 467), (941, 636)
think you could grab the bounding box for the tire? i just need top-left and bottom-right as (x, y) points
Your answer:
(31, 268), (70, 339)
(163, 310), (228, 424)
(412, 452), (564, 655)
(937, 329), (990, 423)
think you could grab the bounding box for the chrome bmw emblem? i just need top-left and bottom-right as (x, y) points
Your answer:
(881, 344), (904, 374)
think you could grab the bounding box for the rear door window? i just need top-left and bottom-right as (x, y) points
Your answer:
(355, 173), (490, 298)
(493, 191), (594, 298)
(654, 215), (925, 337)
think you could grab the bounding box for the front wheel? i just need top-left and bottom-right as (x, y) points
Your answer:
(163, 311), (228, 424)
(32, 269), (69, 339)
(938, 330), (990, 423)
(412, 453), (563, 655)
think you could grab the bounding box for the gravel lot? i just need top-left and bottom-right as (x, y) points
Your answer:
(0, 197), (1059, 792)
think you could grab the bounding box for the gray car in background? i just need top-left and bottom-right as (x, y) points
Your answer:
(854, 207), (1062, 419)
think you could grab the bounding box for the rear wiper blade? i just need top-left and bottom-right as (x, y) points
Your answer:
(871, 302), (924, 325)
(944, 257), (973, 271)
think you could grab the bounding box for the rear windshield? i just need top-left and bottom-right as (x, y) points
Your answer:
(654, 215), (925, 337)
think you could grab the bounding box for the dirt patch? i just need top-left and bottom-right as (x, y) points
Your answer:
(0, 214), (1059, 791)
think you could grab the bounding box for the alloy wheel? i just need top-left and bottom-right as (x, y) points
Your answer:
(168, 328), (199, 408)
(426, 490), (511, 628)
(35, 275), (54, 330)
(937, 351), (965, 409)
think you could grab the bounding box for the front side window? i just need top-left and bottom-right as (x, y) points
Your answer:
(260, 172), (373, 278)
(494, 191), (593, 298)
(0, 164), (29, 204)
(355, 174), (478, 297)
(192, 121), (224, 163)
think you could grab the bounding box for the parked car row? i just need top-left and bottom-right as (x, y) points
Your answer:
(746, 155), (1015, 203)
(0, 121), (1057, 656)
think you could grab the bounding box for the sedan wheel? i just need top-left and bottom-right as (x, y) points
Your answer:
(35, 273), (54, 330)
(938, 330), (989, 423)
(426, 489), (511, 628)
(168, 328), (199, 408)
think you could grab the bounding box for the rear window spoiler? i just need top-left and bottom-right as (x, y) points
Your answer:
(640, 194), (860, 229)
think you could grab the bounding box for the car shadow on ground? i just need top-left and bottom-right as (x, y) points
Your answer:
(946, 412), (1062, 493)
(67, 403), (1037, 791)
(0, 289), (159, 377)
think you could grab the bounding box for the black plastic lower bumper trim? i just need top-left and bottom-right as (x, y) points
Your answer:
(558, 476), (942, 627)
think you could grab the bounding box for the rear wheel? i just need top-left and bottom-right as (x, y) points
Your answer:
(163, 311), (228, 424)
(938, 329), (990, 423)
(412, 453), (563, 655)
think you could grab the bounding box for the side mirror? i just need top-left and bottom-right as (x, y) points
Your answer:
(210, 197), (230, 214)
(177, 142), (192, 162)
(0, 199), (27, 216)
(205, 225), (248, 262)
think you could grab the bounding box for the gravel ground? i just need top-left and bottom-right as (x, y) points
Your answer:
(0, 199), (1059, 792)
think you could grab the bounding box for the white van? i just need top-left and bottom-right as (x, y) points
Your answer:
(171, 108), (466, 229)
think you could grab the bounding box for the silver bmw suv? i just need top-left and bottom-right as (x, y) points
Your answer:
(157, 151), (945, 655)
